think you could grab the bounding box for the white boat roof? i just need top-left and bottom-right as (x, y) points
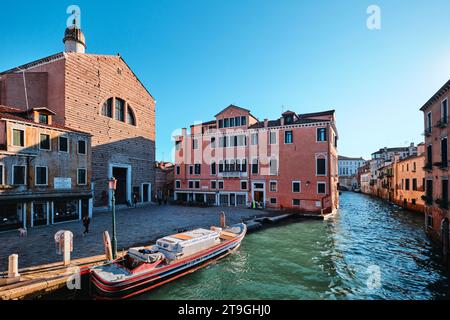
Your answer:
(158, 228), (218, 245)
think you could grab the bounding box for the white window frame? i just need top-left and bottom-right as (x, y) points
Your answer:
(12, 165), (27, 186)
(175, 180), (181, 189)
(210, 162), (216, 176)
(210, 180), (217, 190)
(11, 128), (25, 147)
(77, 168), (87, 186)
(251, 132), (259, 145)
(251, 158), (259, 175)
(316, 127), (327, 142)
(175, 165), (181, 175)
(284, 130), (293, 144)
(317, 182), (327, 195)
(240, 180), (248, 190)
(316, 156), (327, 176)
(35, 166), (49, 186)
(270, 197), (277, 205)
(270, 180), (278, 192)
(292, 181), (301, 193)
(269, 158), (278, 176)
(188, 180), (194, 189)
(292, 199), (301, 206)
(218, 180), (224, 190)
(269, 131), (277, 145)
(189, 165), (194, 175)
(39, 132), (51, 151)
(77, 139), (87, 155)
(58, 135), (69, 153)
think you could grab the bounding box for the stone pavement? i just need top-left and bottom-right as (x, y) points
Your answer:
(0, 204), (264, 271)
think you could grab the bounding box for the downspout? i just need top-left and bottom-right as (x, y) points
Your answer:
(327, 123), (333, 213)
(17, 67), (29, 111)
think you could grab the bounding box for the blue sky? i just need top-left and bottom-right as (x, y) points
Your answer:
(1, 1), (450, 161)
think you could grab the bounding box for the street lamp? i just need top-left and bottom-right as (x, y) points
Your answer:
(108, 177), (118, 259)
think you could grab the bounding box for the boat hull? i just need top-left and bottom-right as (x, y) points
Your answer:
(90, 226), (245, 300)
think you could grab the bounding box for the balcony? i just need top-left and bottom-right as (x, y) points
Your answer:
(421, 195), (433, 205)
(424, 127), (432, 137)
(219, 172), (248, 179)
(423, 163), (433, 172)
(435, 198), (449, 210)
(436, 117), (448, 128)
(433, 161), (448, 170)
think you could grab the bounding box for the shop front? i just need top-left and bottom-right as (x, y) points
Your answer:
(0, 203), (24, 232)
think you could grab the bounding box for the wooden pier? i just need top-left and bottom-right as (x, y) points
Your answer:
(0, 253), (122, 300)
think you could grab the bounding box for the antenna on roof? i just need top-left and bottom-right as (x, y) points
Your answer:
(281, 105), (285, 113)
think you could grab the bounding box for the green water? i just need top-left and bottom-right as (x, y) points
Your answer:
(136, 193), (450, 300)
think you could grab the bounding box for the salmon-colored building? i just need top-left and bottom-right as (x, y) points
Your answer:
(173, 105), (339, 214)
(420, 79), (450, 259)
(393, 145), (425, 213)
(0, 25), (156, 209)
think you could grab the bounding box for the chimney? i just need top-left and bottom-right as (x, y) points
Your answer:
(280, 117), (285, 126)
(264, 119), (269, 128)
(63, 25), (86, 53)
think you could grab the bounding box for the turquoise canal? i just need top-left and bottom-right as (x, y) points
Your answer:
(136, 192), (449, 300)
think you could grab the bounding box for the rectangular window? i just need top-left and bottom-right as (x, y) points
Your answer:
(427, 112), (432, 130)
(269, 131), (277, 145)
(285, 131), (293, 144)
(442, 180), (449, 209)
(235, 117), (241, 126)
(270, 181), (277, 192)
(188, 180), (193, 189)
(192, 139), (198, 150)
(252, 159), (259, 174)
(211, 137), (216, 149)
(405, 179), (410, 191)
(175, 141), (182, 151)
(427, 145), (433, 168)
(442, 137), (448, 167)
(78, 140), (86, 155)
(251, 133), (258, 145)
(115, 98), (125, 122)
(224, 118), (230, 128)
(292, 181), (301, 193)
(218, 161), (224, 173)
(241, 181), (248, 190)
(412, 178), (418, 191)
(13, 165), (26, 185)
(211, 181), (217, 189)
(39, 114), (49, 124)
(59, 136), (68, 152)
(442, 99), (448, 123)
(195, 181), (200, 189)
(241, 159), (247, 172)
(12, 129), (25, 147)
(0, 164), (3, 185)
(318, 182), (326, 194)
(189, 165), (194, 175)
(40, 133), (51, 150)
(175, 180), (181, 189)
(241, 116), (247, 126)
(230, 117), (235, 127)
(176, 166), (181, 175)
(35, 166), (48, 186)
(194, 164), (201, 175)
(293, 199), (301, 206)
(317, 128), (327, 142)
(218, 181), (224, 189)
(334, 135), (338, 148)
(270, 159), (278, 176)
(426, 179), (433, 204)
(218, 119), (224, 128)
(211, 162), (216, 175)
(77, 168), (87, 185)
(317, 158), (326, 175)
(270, 198), (277, 205)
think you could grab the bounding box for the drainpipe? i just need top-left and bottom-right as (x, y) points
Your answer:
(327, 124), (332, 212)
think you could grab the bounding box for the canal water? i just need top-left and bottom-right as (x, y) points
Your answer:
(135, 192), (449, 300)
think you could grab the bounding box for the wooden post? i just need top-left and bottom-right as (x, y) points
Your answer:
(103, 231), (113, 261)
(8, 254), (19, 278)
(63, 231), (71, 266)
(220, 211), (226, 228)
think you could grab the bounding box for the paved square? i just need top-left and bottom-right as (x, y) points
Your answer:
(0, 204), (263, 271)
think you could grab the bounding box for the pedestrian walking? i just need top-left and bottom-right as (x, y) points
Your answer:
(82, 216), (91, 235)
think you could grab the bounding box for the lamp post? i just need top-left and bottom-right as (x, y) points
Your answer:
(108, 177), (118, 259)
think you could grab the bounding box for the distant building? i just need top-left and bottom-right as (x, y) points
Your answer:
(338, 156), (366, 177)
(173, 105), (339, 214)
(0, 106), (92, 231)
(420, 78), (450, 258)
(154, 162), (174, 202)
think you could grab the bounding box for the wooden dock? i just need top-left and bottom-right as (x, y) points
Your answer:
(0, 253), (122, 300)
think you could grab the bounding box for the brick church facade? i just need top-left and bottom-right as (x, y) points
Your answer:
(0, 25), (156, 210)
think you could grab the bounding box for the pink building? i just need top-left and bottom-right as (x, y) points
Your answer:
(173, 105), (339, 214)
